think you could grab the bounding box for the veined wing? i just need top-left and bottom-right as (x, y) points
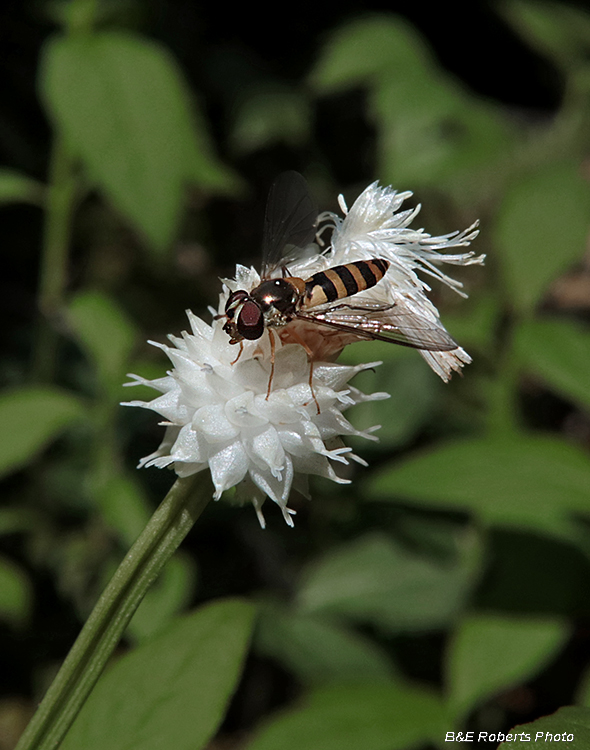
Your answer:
(295, 301), (458, 351)
(262, 171), (318, 277)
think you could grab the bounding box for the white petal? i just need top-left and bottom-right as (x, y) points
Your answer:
(193, 404), (239, 442)
(244, 425), (286, 478)
(291, 451), (350, 484)
(174, 461), (207, 478)
(249, 455), (294, 508)
(204, 366), (246, 400)
(226, 391), (268, 428)
(209, 441), (249, 499)
(124, 373), (175, 393)
(139, 389), (188, 422)
(170, 424), (208, 463)
(272, 345), (309, 383)
(186, 310), (214, 340)
(275, 428), (309, 457)
(259, 390), (306, 424)
(420, 347), (472, 381)
(230, 357), (269, 393)
(312, 361), (375, 391)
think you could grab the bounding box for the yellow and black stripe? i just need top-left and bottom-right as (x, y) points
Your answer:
(303, 258), (389, 308)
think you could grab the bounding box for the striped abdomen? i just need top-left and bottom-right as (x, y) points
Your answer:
(303, 258), (389, 308)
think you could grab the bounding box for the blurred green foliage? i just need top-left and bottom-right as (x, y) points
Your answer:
(60, 599), (254, 750)
(2, 0), (590, 748)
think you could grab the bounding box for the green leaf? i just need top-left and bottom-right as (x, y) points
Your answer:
(297, 532), (478, 633)
(128, 553), (197, 642)
(440, 294), (501, 354)
(577, 664), (590, 706)
(504, 0), (590, 70)
(40, 32), (235, 253)
(346, 355), (439, 450)
(95, 473), (196, 641)
(0, 169), (45, 205)
(474, 533), (590, 616)
(309, 16), (432, 92)
(230, 88), (310, 154)
(495, 161), (590, 314)
(500, 706), (590, 748)
(446, 614), (569, 719)
(0, 508), (36, 535)
(68, 291), (137, 396)
(515, 318), (590, 411)
(310, 16), (512, 189)
(374, 77), (511, 189)
(61, 599), (255, 750)
(255, 602), (396, 685)
(0, 387), (85, 479)
(95, 474), (150, 546)
(366, 435), (590, 539)
(0, 556), (32, 627)
(245, 683), (446, 750)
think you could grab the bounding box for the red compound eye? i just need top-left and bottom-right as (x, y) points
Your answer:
(237, 300), (264, 340)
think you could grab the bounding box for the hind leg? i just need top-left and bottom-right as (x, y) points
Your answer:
(281, 327), (320, 414)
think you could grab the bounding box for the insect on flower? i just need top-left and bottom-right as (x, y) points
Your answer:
(217, 171), (459, 409)
(125, 173), (482, 526)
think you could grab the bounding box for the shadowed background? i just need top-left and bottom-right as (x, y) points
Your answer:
(1, 1), (590, 749)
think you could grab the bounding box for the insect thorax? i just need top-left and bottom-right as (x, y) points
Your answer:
(250, 277), (305, 328)
(251, 278), (301, 314)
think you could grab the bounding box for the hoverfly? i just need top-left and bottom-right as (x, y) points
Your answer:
(218, 171), (458, 410)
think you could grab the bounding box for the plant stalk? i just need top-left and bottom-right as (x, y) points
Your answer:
(15, 474), (210, 750)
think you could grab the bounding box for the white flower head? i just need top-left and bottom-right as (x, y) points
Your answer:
(124, 177), (482, 527)
(123, 310), (388, 528)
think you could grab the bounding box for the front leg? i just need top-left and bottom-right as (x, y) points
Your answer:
(230, 341), (244, 365)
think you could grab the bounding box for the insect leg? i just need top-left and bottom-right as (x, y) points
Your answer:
(266, 329), (276, 400)
(308, 361), (319, 415)
(283, 326), (320, 414)
(230, 341), (244, 365)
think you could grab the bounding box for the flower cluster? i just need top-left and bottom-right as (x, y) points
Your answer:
(307, 182), (482, 380)
(124, 180), (482, 526)
(124, 311), (386, 527)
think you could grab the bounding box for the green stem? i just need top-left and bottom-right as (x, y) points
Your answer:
(15, 474), (211, 750)
(485, 311), (524, 437)
(487, 355), (521, 436)
(32, 136), (77, 383)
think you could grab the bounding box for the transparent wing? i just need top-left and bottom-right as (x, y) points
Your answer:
(262, 171), (318, 277)
(295, 302), (458, 351)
